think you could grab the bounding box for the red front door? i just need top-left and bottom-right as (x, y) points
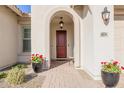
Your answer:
(56, 30), (67, 58)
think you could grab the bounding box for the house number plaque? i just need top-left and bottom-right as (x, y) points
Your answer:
(101, 32), (108, 37)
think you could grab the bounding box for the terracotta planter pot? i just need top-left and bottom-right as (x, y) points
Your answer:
(101, 71), (120, 88)
(32, 63), (42, 73)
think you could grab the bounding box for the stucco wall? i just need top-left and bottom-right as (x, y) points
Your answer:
(81, 6), (94, 75)
(32, 6), (49, 55)
(91, 6), (114, 79)
(0, 6), (18, 69)
(114, 20), (124, 66)
(50, 22), (74, 59)
(81, 5), (114, 80)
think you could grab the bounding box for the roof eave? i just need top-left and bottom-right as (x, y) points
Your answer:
(7, 5), (23, 16)
(22, 13), (31, 18)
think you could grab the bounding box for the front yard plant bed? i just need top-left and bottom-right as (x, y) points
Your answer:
(6, 67), (25, 85)
(0, 72), (7, 79)
(14, 64), (28, 69)
(0, 64), (45, 88)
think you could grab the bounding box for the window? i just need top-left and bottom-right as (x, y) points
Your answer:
(23, 28), (31, 52)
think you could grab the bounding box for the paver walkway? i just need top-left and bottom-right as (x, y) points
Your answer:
(0, 61), (124, 88)
(41, 61), (104, 88)
(41, 61), (124, 88)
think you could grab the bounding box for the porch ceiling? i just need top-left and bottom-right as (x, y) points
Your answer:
(51, 11), (73, 24)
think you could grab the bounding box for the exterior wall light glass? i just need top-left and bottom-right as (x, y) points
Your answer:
(102, 7), (110, 25)
(59, 17), (64, 29)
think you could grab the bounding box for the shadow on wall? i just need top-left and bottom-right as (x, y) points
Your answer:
(73, 5), (92, 19)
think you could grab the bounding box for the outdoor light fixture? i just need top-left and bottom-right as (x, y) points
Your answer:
(102, 7), (110, 25)
(59, 17), (64, 29)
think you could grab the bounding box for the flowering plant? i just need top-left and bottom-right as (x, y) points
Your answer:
(31, 53), (45, 63)
(101, 60), (124, 73)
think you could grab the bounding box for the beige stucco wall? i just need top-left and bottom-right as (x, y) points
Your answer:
(50, 22), (74, 59)
(0, 6), (18, 69)
(114, 20), (124, 66)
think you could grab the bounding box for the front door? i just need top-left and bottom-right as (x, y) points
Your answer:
(56, 30), (67, 58)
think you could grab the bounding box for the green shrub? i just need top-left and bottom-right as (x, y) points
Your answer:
(0, 72), (7, 79)
(6, 67), (25, 85)
(14, 64), (27, 69)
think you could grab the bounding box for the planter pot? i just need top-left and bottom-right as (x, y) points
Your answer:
(101, 71), (120, 88)
(32, 63), (42, 73)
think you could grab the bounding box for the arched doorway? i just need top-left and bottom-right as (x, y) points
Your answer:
(50, 11), (74, 61)
(45, 7), (80, 68)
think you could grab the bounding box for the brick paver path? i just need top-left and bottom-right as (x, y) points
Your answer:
(41, 61), (124, 88)
(0, 61), (124, 88)
(41, 61), (104, 88)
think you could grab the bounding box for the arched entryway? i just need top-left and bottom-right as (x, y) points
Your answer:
(45, 7), (80, 68)
(50, 11), (74, 60)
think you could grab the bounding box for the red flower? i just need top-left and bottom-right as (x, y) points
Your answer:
(36, 54), (39, 56)
(40, 55), (43, 58)
(104, 62), (107, 64)
(113, 61), (119, 65)
(32, 54), (34, 56)
(101, 62), (107, 65)
(121, 66), (124, 70)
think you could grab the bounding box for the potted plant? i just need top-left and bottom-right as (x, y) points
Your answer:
(101, 60), (124, 88)
(31, 53), (45, 73)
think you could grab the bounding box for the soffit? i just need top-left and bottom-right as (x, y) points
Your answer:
(114, 5), (124, 16)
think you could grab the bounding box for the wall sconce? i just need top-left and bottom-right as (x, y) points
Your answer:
(59, 17), (64, 29)
(102, 7), (110, 25)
